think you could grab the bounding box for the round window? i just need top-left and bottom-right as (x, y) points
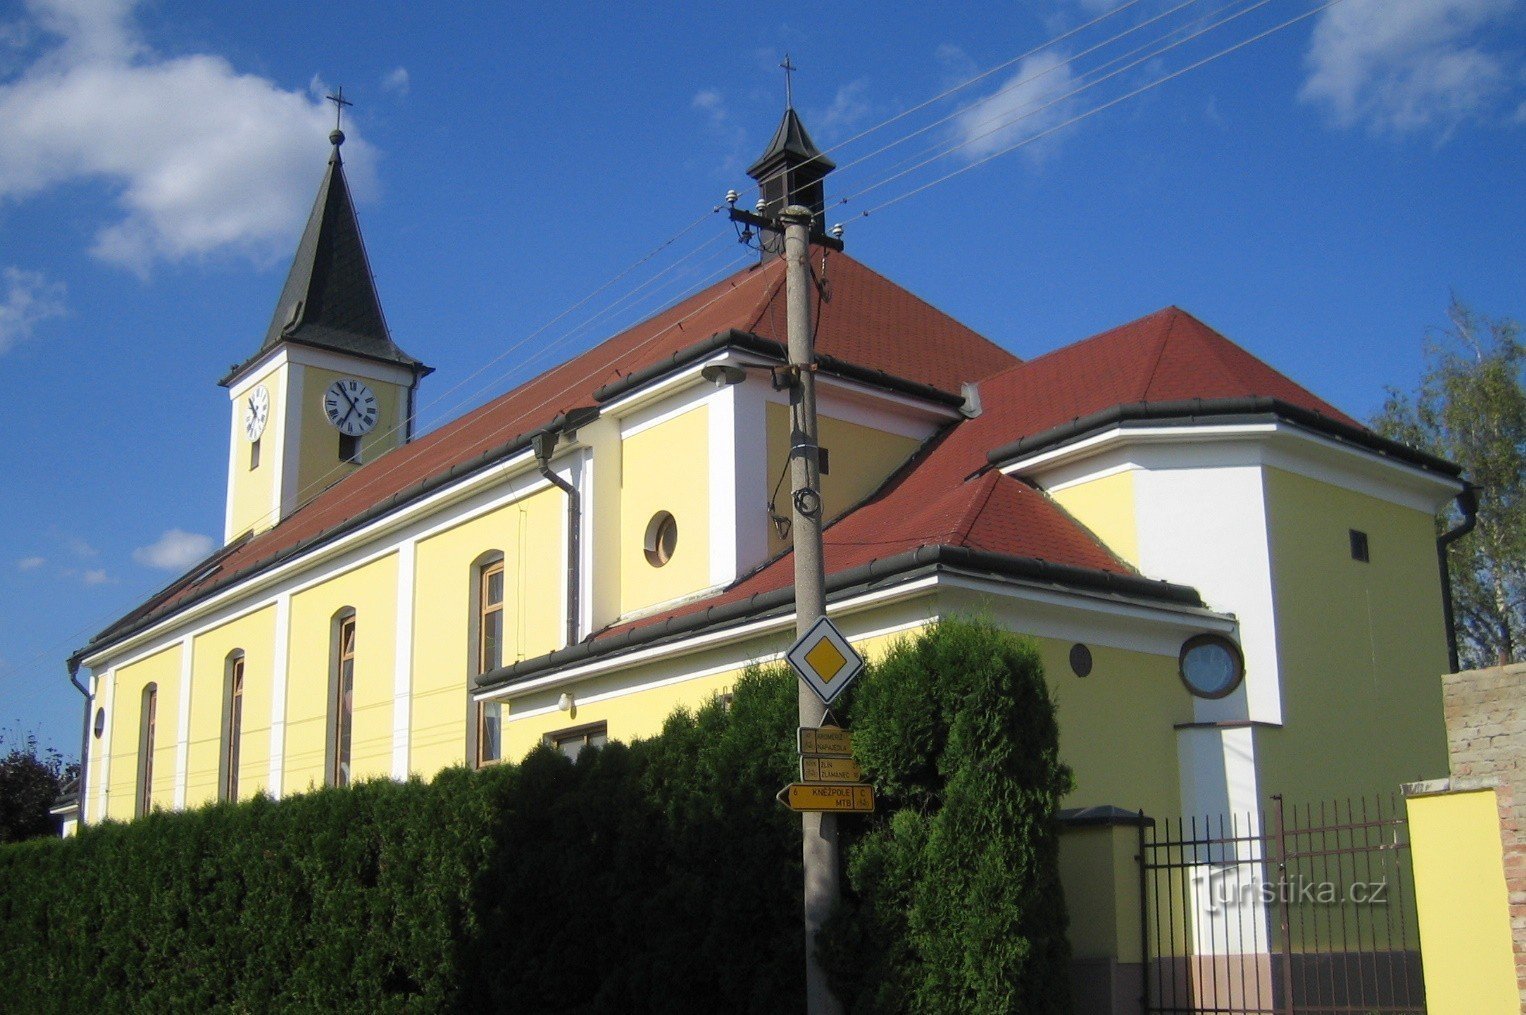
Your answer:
(1178, 634), (1244, 699)
(93, 707), (106, 738)
(644, 511), (678, 567)
(1069, 643), (1093, 678)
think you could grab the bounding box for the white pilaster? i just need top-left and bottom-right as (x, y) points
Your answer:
(172, 635), (194, 809)
(94, 668), (115, 822)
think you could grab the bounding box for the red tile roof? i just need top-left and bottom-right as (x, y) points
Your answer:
(591, 306), (1372, 647)
(87, 254), (1017, 649)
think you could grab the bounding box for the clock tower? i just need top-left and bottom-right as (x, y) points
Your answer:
(220, 127), (431, 543)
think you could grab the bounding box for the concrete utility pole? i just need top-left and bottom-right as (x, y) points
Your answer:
(781, 204), (843, 1015)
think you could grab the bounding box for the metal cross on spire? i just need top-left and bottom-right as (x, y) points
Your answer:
(780, 54), (797, 110)
(325, 86), (353, 131)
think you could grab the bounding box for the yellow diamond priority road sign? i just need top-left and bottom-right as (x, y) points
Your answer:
(786, 616), (864, 705)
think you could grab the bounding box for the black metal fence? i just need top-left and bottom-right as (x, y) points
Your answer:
(1139, 794), (1424, 1014)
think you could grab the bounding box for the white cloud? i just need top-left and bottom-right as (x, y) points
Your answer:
(16, 556), (45, 570)
(951, 50), (1079, 162)
(0, 267), (66, 353)
(380, 66), (409, 96)
(816, 79), (872, 136)
(81, 567), (110, 585)
(64, 535), (95, 558)
(1300, 0), (1521, 136)
(132, 528), (214, 571)
(692, 88), (726, 123)
(0, 0), (379, 276)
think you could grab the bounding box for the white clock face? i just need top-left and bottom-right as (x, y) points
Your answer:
(243, 385), (270, 441)
(324, 378), (380, 437)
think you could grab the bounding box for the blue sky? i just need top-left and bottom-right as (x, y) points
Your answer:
(2, 0), (1522, 758)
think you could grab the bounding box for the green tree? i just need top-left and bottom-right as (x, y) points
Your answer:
(0, 730), (77, 843)
(1375, 300), (1526, 668)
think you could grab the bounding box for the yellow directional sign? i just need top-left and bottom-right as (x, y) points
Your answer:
(798, 725), (854, 757)
(801, 755), (863, 783)
(777, 783), (876, 813)
(786, 616), (865, 705)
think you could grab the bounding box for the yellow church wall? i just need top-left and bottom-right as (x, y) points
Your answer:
(103, 643), (182, 821)
(1033, 636), (1188, 819)
(1255, 467), (1449, 801)
(183, 606), (277, 807)
(765, 402), (923, 558)
(293, 365), (406, 507)
(410, 485), (566, 776)
(619, 405), (710, 616)
(284, 553), (399, 792)
(1048, 470), (1140, 568)
(227, 362), (284, 539)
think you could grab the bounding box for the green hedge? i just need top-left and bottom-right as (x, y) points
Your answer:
(0, 620), (1070, 1013)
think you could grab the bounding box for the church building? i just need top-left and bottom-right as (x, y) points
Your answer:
(69, 107), (1464, 1005)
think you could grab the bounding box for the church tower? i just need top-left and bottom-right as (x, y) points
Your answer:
(220, 125), (431, 543)
(746, 101), (835, 257)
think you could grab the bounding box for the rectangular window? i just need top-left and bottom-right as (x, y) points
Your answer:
(479, 561), (504, 673)
(339, 433), (361, 464)
(544, 721), (607, 762)
(478, 701), (502, 767)
(222, 656), (244, 802)
(136, 684), (157, 818)
(249, 438), (261, 470)
(1350, 528), (1370, 563)
(333, 616), (355, 787)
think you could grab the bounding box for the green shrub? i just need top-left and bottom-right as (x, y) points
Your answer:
(0, 620), (1071, 1013)
(824, 619), (1075, 1014)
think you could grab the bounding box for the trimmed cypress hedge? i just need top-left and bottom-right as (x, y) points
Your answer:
(0, 620), (1070, 1013)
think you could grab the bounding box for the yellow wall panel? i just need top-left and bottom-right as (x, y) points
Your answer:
(1257, 468), (1449, 800)
(227, 363), (283, 539)
(186, 606), (277, 807)
(1407, 788), (1519, 1014)
(285, 553), (399, 792)
(620, 406), (710, 616)
(294, 366), (407, 506)
(411, 486), (566, 776)
(103, 643), (182, 821)
(765, 403), (922, 558)
(1049, 470), (1139, 568)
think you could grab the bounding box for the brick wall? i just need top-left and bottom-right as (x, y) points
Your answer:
(1442, 662), (1526, 1005)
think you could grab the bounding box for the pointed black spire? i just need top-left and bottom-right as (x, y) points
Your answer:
(224, 130), (429, 385)
(746, 107), (835, 258)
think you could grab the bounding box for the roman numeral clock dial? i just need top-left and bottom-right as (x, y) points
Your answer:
(323, 378), (380, 438)
(242, 384), (270, 441)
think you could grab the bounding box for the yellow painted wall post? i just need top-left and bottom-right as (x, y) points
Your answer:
(1405, 782), (1519, 1013)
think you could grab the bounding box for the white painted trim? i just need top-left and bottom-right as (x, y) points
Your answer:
(762, 381), (949, 441)
(224, 396), (242, 542)
(229, 344), (416, 396)
(478, 568), (1232, 703)
(618, 385), (712, 440)
(507, 616), (932, 721)
(173, 635), (193, 809)
(277, 365), (304, 523)
(391, 541), (416, 779)
(267, 594), (291, 799)
(577, 449), (594, 639)
(1002, 421), (1461, 514)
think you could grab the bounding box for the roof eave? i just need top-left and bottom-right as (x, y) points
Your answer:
(472, 544), (1203, 693)
(591, 327), (965, 408)
(985, 397), (1462, 479)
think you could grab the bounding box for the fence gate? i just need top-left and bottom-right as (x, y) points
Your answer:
(1139, 794), (1424, 1014)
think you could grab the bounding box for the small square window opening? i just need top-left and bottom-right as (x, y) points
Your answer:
(1349, 529), (1370, 563)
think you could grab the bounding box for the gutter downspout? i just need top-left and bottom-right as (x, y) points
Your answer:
(67, 657), (90, 830)
(533, 431), (581, 648)
(1437, 482), (1478, 673)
